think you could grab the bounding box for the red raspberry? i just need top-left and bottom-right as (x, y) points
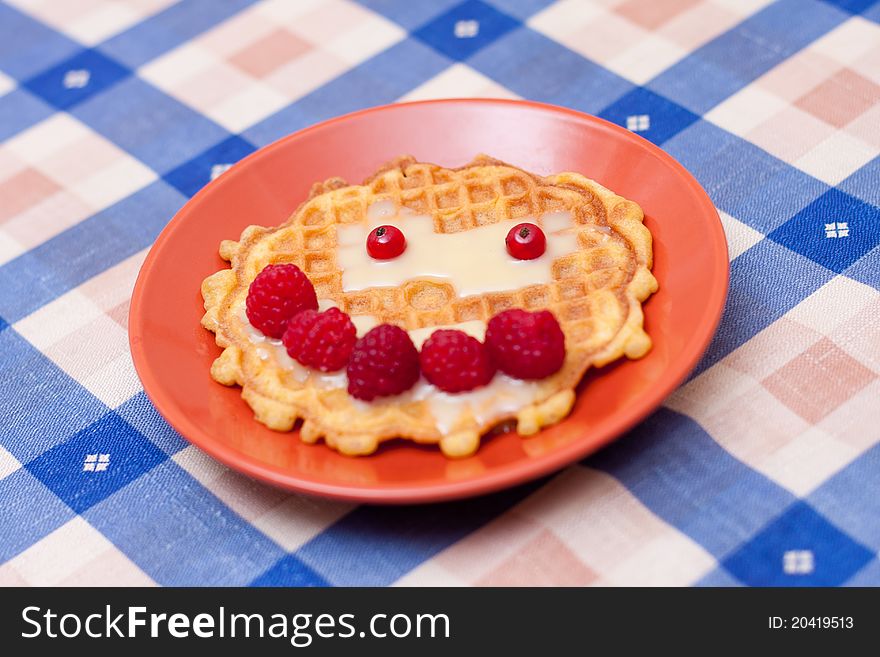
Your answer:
(282, 307), (356, 372)
(245, 263), (317, 338)
(347, 324), (420, 401)
(419, 330), (496, 393)
(485, 309), (565, 380)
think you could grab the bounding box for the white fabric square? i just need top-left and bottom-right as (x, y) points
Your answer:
(758, 427), (859, 496)
(393, 561), (470, 587)
(786, 276), (877, 335)
(527, 0), (606, 38)
(321, 12), (406, 65)
(811, 16), (880, 65)
(138, 43), (218, 88)
(73, 155), (157, 209)
(208, 83), (292, 133)
(400, 63), (521, 101)
(6, 0), (177, 47)
(719, 210), (764, 261)
(13, 289), (104, 351)
(79, 351), (142, 409)
(395, 512), (543, 584)
(0, 232), (23, 268)
(251, 495), (355, 552)
(0, 444), (21, 480)
(4, 113), (89, 163)
(606, 34), (686, 85)
(515, 467), (716, 586)
(6, 517), (153, 586)
(794, 131), (879, 185)
(0, 69), (15, 96)
(705, 86), (788, 136)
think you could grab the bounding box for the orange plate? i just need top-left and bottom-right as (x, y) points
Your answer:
(129, 99), (728, 504)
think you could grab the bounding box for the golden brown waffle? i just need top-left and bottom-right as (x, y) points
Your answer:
(201, 155), (657, 457)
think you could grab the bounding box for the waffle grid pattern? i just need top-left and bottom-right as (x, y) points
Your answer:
(294, 159), (639, 335)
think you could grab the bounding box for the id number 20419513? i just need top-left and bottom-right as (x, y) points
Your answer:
(769, 617), (854, 630)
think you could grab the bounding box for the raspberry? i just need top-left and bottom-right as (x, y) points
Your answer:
(282, 307), (356, 372)
(419, 330), (496, 393)
(245, 263), (317, 339)
(347, 324), (420, 401)
(485, 309), (565, 380)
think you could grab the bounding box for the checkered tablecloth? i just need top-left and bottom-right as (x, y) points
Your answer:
(1, 0), (878, 588)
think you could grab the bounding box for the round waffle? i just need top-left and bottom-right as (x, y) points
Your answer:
(201, 155), (657, 457)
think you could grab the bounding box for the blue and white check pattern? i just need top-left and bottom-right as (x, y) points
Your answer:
(1, 0), (878, 586)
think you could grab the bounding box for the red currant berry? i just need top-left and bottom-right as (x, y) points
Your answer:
(505, 223), (546, 260)
(367, 225), (406, 260)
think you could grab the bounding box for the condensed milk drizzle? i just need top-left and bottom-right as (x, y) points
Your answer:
(336, 201), (579, 297)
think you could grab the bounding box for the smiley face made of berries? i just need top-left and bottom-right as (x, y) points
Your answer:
(201, 155), (657, 457)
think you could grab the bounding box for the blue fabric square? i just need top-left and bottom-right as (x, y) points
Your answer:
(664, 120), (829, 233)
(840, 155), (880, 209)
(295, 481), (542, 585)
(97, 0), (258, 69)
(589, 408), (795, 558)
(482, 0), (556, 20)
(699, 30), (781, 86)
(715, 0), (846, 67)
(115, 392), (188, 456)
(0, 4), (81, 80)
(649, 0), (846, 113)
(599, 87), (700, 145)
(251, 555), (329, 587)
(768, 189), (880, 274)
(844, 245), (880, 291)
(164, 135), (257, 198)
(707, 151), (813, 233)
(0, 470), (75, 563)
(809, 443), (880, 552)
(71, 76), (230, 174)
(735, 165), (830, 235)
(764, 0), (851, 47)
(244, 38), (450, 147)
(819, 0), (878, 13)
(469, 28), (633, 114)
(0, 315), (7, 333)
(0, 329), (108, 463)
(0, 89), (55, 143)
(23, 49), (130, 111)
(356, 0), (466, 30)
(663, 118), (745, 177)
(844, 558), (880, 586)
(863, 1), (880, 22)
(26, 413), (167, 514)
(0, 180), (185, 324)
(677, 123), (781, 206)
(649, 50), (747, 115)
(695, 240), (834, 374)
(413, 0), (520, 61)
(84, 461), (286, 585)
(723, 502), (874, 586)
(694, 567), (743, 587)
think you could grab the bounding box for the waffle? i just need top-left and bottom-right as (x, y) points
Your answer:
(201, 155), (657, 457)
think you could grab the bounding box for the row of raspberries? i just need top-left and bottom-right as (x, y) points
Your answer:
(246, 264), (566, 401)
